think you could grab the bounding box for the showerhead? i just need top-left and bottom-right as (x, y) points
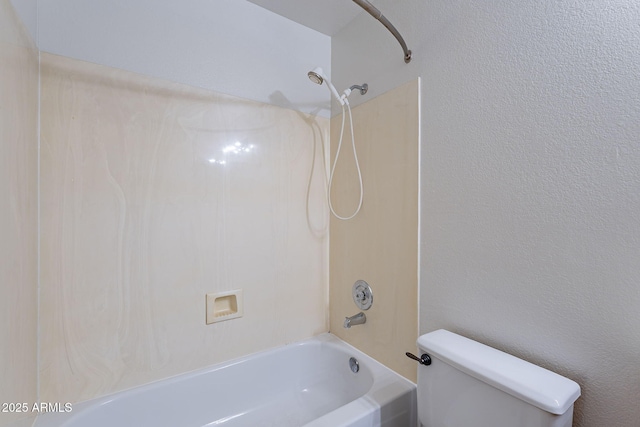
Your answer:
(307, 67), (344, 106)
(307, 70), (323, 85)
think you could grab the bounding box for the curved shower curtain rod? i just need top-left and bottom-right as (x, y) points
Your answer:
(352, 0), (412, 63)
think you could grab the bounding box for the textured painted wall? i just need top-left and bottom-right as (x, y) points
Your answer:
(40, 53), (329, 404)
(329, 80), (419, 382)
(8, 0), (36, 44)
(0, 1), (38, 426)
(38, 0), (332, 117)
(333, 1), (640, 425)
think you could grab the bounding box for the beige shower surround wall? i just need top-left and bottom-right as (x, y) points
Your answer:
(329, 79), (419, 382)
(39, 53), (330, 404)
(0, 1), (38, 426)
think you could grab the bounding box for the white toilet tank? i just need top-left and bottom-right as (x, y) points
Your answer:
(416, 330), (580, 427)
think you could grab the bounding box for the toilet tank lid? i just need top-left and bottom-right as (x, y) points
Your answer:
(417, 330), (581, 415)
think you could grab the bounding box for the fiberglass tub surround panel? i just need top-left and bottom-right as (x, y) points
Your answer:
(39, 52), (330, 404)
(329, 79), (419, 382)
(0, 1), (38, 427)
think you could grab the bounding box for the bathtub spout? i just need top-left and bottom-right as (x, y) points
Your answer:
(344, 312), (366, 328)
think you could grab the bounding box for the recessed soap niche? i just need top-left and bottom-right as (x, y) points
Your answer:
(206, 290), (244, 324)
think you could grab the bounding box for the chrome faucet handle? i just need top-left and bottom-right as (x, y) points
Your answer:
(352, 281), (373, 310)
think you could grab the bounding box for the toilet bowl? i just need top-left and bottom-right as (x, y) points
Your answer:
(414, 330), (580, 427)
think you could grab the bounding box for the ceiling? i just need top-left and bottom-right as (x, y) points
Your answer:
(246, 0), (363, 36)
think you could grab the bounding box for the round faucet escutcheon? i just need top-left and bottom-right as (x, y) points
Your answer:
(352, 280), (373, 310)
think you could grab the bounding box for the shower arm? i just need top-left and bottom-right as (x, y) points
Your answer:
(352, 0), (412, 63)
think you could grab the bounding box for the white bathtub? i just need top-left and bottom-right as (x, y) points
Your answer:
(34, 333), (416, 427)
